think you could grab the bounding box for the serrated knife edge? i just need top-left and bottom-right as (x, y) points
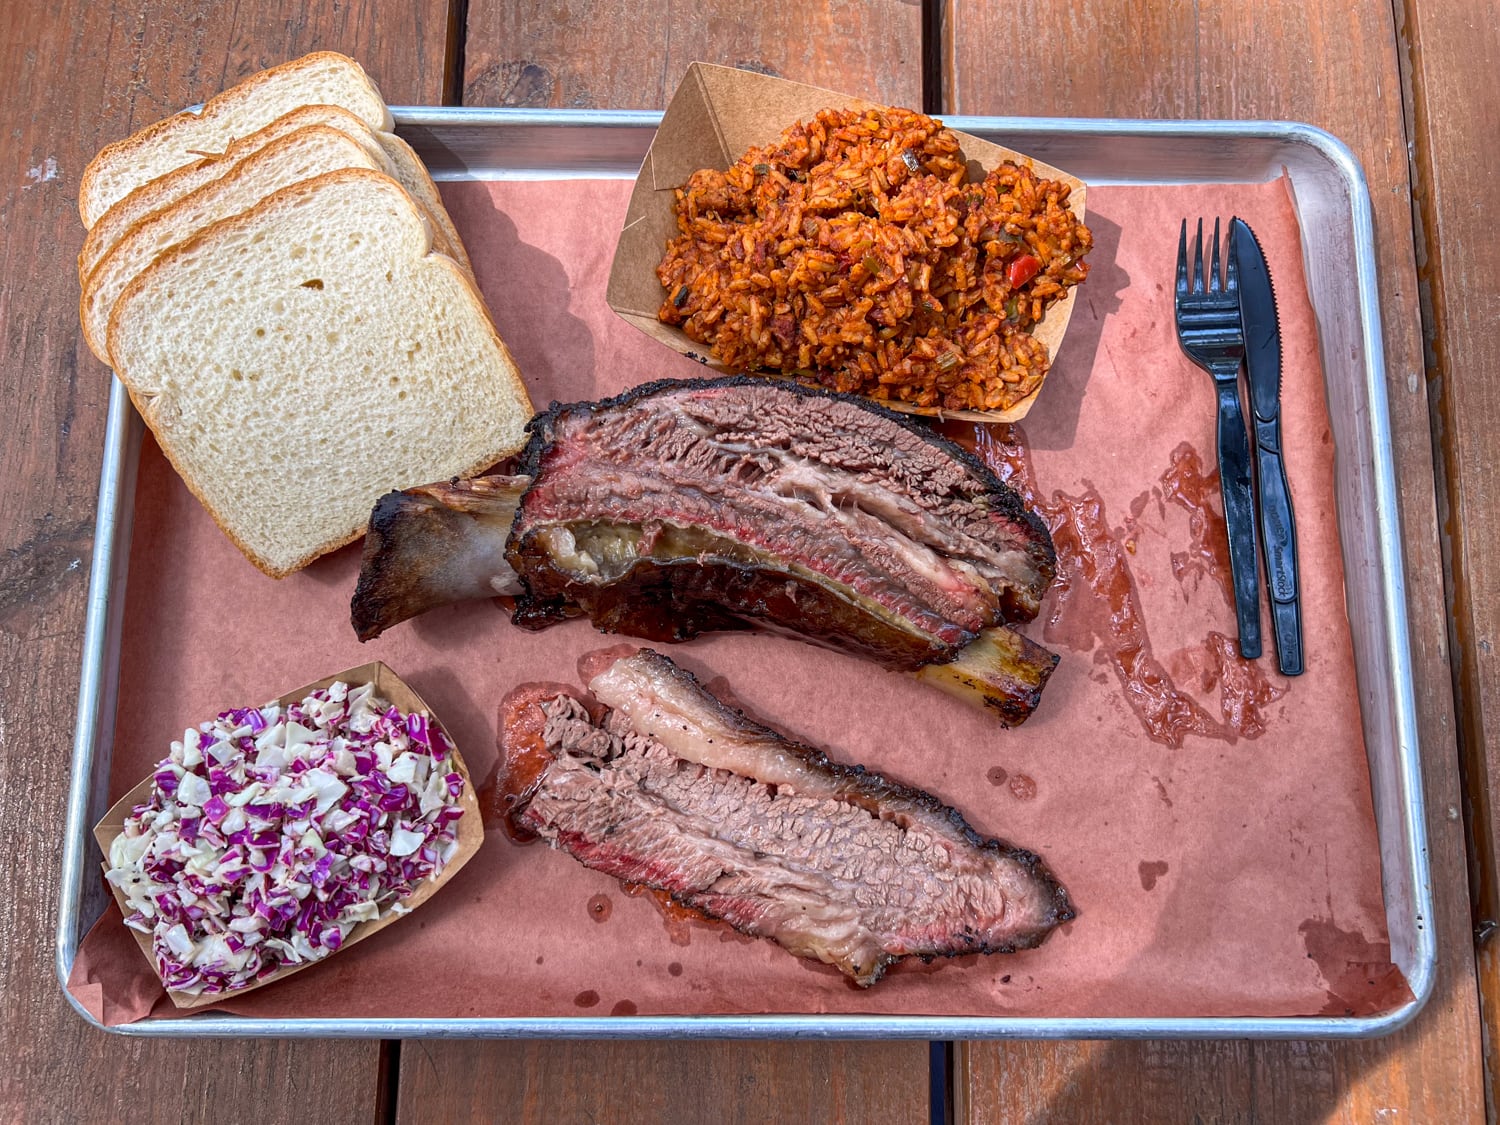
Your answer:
(1231, 216), (1284, 421)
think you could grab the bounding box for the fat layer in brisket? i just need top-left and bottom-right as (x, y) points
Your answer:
(504, 649), (1074, 986)
(508, 376), (1056, 663)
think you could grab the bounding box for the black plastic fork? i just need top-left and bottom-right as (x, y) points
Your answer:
(1175, 218), (1262, 659)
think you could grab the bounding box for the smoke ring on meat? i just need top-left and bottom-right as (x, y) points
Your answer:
(353, 376), (1061, 724)
(499, 648), (1075, 987)
(507, 375), (1056, 646)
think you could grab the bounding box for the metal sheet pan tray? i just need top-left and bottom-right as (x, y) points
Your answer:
(58, 108), (1430, 1039)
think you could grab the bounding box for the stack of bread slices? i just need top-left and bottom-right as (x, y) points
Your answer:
(78, 52), (532, 577)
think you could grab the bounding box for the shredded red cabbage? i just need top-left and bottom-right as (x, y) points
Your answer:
(105, 681), (466, 995)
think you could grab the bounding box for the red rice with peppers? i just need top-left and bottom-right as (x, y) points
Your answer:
(656, 106), (1092, 413)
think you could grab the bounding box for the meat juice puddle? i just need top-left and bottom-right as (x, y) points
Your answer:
(619, 883), (756, 948)
(943, 422), (1284, 747)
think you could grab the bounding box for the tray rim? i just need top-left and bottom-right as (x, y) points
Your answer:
(57, 107), (1433, 1040)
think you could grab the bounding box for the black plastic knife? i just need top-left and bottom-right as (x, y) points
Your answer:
(1231, 217), (1303, 676)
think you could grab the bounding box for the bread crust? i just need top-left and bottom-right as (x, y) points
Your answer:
(81, 126), (480, 365)
(82, 104), (389, 282)
(80, 51), (393, 227)
(106, 168), (531, 578)
(81, 125), (391, 363)
(82, 121), (474, 344)
(373, 132), (474, 277)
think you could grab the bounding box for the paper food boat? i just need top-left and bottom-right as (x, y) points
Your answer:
(606, 62), (1089, 423)
(93, 661), (483, 1009)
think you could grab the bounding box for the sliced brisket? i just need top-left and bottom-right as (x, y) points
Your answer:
(500, 649), (1074, 986)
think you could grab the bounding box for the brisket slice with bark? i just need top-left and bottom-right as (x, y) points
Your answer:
(499, 649), (1075, 987)
(352, 376), (1060, 724)
(508, 376), (1056, 657)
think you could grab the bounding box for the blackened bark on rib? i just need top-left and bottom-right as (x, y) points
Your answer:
(351, 476), (529, 641)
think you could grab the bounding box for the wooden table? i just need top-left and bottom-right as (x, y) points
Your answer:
(3, 1), (1494, 1120)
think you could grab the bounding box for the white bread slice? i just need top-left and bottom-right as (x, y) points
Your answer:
(81, 125), (416, 364)
(80, 106), (388, 282)
(369, 132), (474, 278)
(80, 52), (393, 227)
(81, 104), (472, 283)
(106, 168), (532, 578)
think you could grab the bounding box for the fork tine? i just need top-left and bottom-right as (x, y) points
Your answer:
(1226, 224), (1239, 293)
(1192, 218), (1205, 294)
(1209, 218), (1222, 293)
(1176, 219), (1188, 297)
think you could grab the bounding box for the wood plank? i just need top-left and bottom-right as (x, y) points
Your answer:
(0, 2), (450, 1120)
(943, 0), (1484, 1121)
(954, 1040), (1256, 1123)
(1401, 0), (1500, 1105)
(397, 1040), (930, 1124)
(393, 6), (933, 1121)
(461, 0), (925, 110)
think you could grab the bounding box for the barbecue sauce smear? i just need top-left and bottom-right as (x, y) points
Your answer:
(950, 422), (1285, 747)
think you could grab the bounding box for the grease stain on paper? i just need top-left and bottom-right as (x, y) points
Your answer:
(961, 422), (1285, 748)
(1158, 442), (1233, 603)
(1151, 776), (1174, 808)
(1299, 916), (1412, 1017)
(623, 883), (708, 946)
(1138, 860), (1169, 891)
